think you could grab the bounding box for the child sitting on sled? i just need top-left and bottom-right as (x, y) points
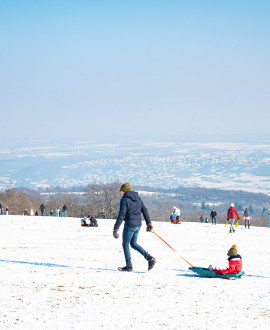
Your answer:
(213, 244), (242, 275)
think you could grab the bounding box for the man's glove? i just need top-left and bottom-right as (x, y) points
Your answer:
(113, 230), (119, 239)
(227, 218), (229, 221)
(146, 222), (153, 232)
(237, 217), (240, 220)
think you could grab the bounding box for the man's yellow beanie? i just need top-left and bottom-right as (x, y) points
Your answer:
(120, 182), (131, 193)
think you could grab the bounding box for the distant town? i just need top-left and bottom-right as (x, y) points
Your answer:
(1, 141), (270, 196)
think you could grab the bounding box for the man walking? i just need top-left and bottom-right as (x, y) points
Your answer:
(210, 209), (217, 225)
(113, 182), (156, 272)
(227, 203), (239, 233)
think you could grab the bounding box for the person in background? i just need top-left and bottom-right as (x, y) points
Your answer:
(6, 206), (8, 215)
(56, 207), (60, 217)
(88, 215), (98, 227)
(102, 208), (106, 219)
(243, 208), (252, 229)
(81, 217), (88, 226)
(113, 182), (156, 272)
(200, 215), (204, 223)
(35, 210), (38, 216)
(23, 209), (29, 216)
(210, 209), (217, 225)
(30, 209), (34, 216)
(173, 206), (181, 223)
(39, 203), (45, 216)
(62, 204), (67, 217)
(50, 210), (54, 216)
(227, 203), (239, 233)
(170, 212), (175, 224)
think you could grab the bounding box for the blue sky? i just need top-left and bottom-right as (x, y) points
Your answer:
(1, 0), (269, 145)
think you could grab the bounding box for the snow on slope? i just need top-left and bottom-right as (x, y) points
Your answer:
(0, 216), (270, 329)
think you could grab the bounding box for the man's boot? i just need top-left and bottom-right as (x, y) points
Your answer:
(118, 266), (133, 272)
(147, 255), (156, 271)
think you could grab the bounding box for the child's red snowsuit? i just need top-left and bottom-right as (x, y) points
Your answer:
(214, 255), (242, 275)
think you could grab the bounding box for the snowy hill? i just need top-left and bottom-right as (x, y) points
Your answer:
(0, 216), (270, 329)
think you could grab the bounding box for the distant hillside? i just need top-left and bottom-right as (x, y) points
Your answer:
(134, 184), (270, 205)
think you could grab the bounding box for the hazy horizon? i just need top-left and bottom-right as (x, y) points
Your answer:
(1, 1), (269, 146)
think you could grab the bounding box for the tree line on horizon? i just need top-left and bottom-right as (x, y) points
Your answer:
(0, 182), (269, 227)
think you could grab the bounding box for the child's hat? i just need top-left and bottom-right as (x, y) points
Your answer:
(227, 244), (238, 256)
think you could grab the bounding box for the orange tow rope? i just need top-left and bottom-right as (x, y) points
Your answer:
(152, 230), (194, 267)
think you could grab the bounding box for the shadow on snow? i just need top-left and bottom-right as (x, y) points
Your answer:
(4, 260), (267, 278)
(0, 259), (146, 273)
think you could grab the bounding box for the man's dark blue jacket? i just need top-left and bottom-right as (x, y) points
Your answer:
(114, 191), (151, 230)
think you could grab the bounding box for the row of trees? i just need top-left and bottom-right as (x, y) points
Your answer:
(0, 183), (122, 219)
(1, 183), (270, 227)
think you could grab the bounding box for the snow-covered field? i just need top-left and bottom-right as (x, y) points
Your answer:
(1, 216), (270, 329)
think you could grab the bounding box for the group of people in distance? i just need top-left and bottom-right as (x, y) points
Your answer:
(198, 204), (252, 233)
(23, 208), (38, 216)
(200, 209), (216, 224)
(39, 204), (68, 217)
(81, 215), (98, 227)
(22, 204), (68, 217)
(226, 203), (252, 233)
(0, 203), (9, 215)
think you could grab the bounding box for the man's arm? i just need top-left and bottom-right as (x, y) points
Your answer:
(114, 198), (127, 230)
(141, 200), (151, 225)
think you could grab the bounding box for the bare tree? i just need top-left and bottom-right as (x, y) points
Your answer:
(86, 182), (121, 219)
(0, 189), (35, 215)
(61, 193), (97, 218)
(144, 197), (173, 222)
